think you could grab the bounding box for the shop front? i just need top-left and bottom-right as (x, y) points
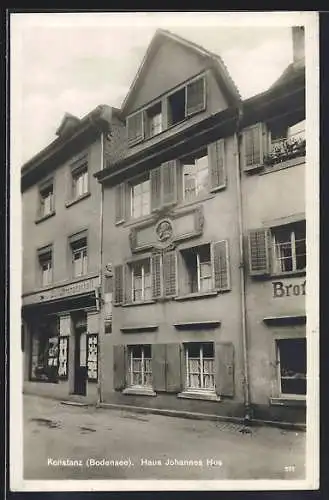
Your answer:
(22, 275), (100, 403)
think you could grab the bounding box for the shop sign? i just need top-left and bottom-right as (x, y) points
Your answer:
(23, 276), (100, 306)
(272, 279), (306, 298)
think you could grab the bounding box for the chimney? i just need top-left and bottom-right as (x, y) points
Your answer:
(292, 26), (305, 66)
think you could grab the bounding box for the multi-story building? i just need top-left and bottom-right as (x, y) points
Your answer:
(21, 104), (125, 403)
(21, 27), (306, 425)
(95, 28), (306, 424)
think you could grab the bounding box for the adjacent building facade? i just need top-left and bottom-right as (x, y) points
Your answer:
(21, 28), (306, 424)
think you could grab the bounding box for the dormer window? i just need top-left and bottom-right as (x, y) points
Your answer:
(146, 103), (162, 137)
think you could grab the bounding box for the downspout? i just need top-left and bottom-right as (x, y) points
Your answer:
(234, 107), (252, 423)
(97, 131), (105, 405)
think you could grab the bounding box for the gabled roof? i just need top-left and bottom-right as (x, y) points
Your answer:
(121, 28), (241, 113)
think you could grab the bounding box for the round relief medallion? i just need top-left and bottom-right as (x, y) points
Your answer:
(156, 219), (173, 242)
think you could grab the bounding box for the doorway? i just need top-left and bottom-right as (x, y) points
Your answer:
(73, 312), (87, 396)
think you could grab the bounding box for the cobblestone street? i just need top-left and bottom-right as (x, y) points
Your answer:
(23, 394), (306, 481)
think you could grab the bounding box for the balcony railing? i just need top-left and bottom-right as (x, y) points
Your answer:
(264, 131), (306, 167)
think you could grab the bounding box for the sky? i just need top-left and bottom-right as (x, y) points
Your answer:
(11, 12), (309, 167)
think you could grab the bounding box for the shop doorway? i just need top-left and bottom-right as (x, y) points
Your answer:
(72, 312), (87, 396)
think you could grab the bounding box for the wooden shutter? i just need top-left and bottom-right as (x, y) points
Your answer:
(208, 139), (226, 191)
(150, 166), (162, 211)
(212, 240), (230, 291)
(165, 343), (182, 392)
(215, 342), (234, 397)
(151, 253), (162, 299)
(242, 123), (266, 172)
(248, 228), (271, 276)
(124, 264), (132, 304)
(163, 250), (177, 297)
(113, 345), (126, 390)
(113, 265), (124, 305)
(162, 160), (177, 205)
(127, 111), (144, 145)
(186, 76), (206, 116)
(152, 344), (166, 392)
(115, 182), (126, 223)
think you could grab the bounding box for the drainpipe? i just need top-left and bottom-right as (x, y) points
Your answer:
(96, 130), (105, 405)
(234, 108), (252, 423)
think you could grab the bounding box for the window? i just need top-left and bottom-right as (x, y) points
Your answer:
(168, 76), (206, 127)
(130, 174), (150, 219)
(181, 244), (213, 294)
(39, 182), (54, 218)
(131, 258), (152, 302)
(71, 237), (88, 277)
(30, 317), (59, 382)
(248, 221), (306, 277)
(276, 338), (306, 396)
(146, 103), (162, 137)
(72, 164), (88, 199)
(168, 87), (186, 126)
(271, 221), (306, 274)
(185, 342), (215, 391)
(38, 246), (53, 287)
(128, 345), (152, 388)
(182, 149), (209, 201)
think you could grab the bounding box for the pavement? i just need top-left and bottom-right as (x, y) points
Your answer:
(23, 394), (306, 480)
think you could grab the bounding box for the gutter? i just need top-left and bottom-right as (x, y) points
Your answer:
(97, 131), (105, 406)
(234, 109), (252, 424)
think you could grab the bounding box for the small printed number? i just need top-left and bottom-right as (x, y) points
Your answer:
(284, 465), (296, 472)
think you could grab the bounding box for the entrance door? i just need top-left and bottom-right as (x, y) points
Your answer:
(73, 320), (87, 396)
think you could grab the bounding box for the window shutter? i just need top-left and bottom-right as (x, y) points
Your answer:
(113, 265), (124, 305)
(208, 139), (226, 191)
(124, 264), (132, 304)
(186, 76), (206, 116)
(127, 111), (144, 145)
(113, 345), (126, 390)
(162, 160), (177, 205)
(150, 166), (162, 211)
(163, 250), (177, 297)
(248, 228), (271, 276)
(115, 182), (126, 223)
(242, 123), (266, 172)
(165, 343), (182, 393)
(215, 342), (234, 397)
(151, 253), (162, 299)
(212, 240), (230, 291)
(151, 344), (166, 392)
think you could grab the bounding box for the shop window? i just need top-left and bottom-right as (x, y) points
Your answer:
(182, 149), (209, 201)
(130, 173), (151, 219)
(87, 334), (98, 381)
(276, 338), (306, 396)
(184, 342), (215, 391)
(30, 318), (59, 382)
(58, 337), (69, 379)
(70, 237), (88, 277)
(127, 345), (152, 388)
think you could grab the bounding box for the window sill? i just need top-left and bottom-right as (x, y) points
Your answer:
(270, 270), (306, 279)
(122, 387), (157, 397)
(122, 300), (156, 308)
(177, 391), (220, 402)
(35, 211), (56, 224)
(122, 213), (154, 228)
(65, 192), (91, 208)
(176, 193), (215, 211)
(120, 324), (158, 333)
(270, 396), (306, 408)
(261, 156), (306, 175)
(174, 291), (218, 301)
